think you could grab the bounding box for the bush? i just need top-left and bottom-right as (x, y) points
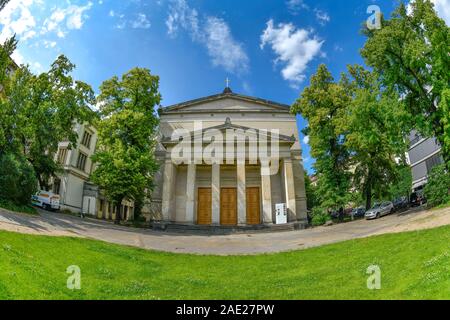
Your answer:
(0, 153), (38, 205)
(310, 207), (331, 226)
(424, 164), (450, 207)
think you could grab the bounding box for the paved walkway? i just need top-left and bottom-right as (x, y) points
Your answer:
(0, 206), (449, 255)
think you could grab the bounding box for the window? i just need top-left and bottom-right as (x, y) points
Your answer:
(76, 152), (88, 172)
(57, 148), (68, 165)
(81, 131), (92, 149)
(426, 153), (443, 174)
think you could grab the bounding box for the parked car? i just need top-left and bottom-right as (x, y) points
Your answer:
(365, 201), (394, 220)
(392, 196), (409, 212)
(351, 207), (366, 218)
(410, 192), (427, 207)
(31, 190), (60, 211)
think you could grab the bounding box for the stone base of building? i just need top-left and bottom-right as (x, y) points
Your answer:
(151, 221), (308, 235)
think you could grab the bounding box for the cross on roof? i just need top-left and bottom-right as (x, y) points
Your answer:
(225, 77), (230, 88)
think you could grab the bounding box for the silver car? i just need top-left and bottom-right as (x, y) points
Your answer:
(365, 201), (394, 220)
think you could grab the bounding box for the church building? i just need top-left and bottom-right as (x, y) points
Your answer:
(147, 86), (308, 228)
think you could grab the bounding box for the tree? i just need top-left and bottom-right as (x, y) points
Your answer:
(304, 173), (317, 210)
(341, 65), (409, 209)
(91, 68), (161, 224)
(0, 153), (37, 205)
(5, 56), (95, 188)
(361, 0), (450, 167)
(389, 165), (413, 200)
(292, 64), (351, 209)
(424, 164), (450, 207)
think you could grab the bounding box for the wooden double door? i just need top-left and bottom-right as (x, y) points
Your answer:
(196, 187), (261, 226)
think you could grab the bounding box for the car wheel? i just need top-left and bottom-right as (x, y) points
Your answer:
(43, 203), (50, 211)
(376, 213), (380, 219)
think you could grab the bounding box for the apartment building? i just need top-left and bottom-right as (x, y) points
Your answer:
(406, 130), (444, 192)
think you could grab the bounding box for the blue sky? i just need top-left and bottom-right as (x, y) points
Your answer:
(1, 0), (449, 174)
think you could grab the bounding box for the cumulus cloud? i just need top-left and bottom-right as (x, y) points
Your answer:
(303, 136), (310, 145)
(42, 1), (93, 37)
(0, 0), (37, 43)
(260, 20), (324, 88)
(165, 0), (248, 74)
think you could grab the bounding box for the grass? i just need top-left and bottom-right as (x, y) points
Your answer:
(0, 200), (37, 215)
(0, 226), (449, 300)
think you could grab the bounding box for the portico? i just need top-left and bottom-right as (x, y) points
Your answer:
(149, 87), (308, 228)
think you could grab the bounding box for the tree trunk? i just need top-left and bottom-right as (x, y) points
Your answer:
(365, 180), (372, 211)
(115, 200), (122, 225)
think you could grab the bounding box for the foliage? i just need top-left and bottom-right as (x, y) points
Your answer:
(0, 153), (37, 205)
(424, 164), (450, 207)
(1, 225), (449, 299)
(3, 56), (95, 188)
(361, 0), (450, 166)
(0, 199), (37, 215)
(304, 173), (317, 210)
(91, 68), (161, 223)
(292, 65), (351, 208)
(389, 165), (413, 199)
(310, 207), (330, 226)
(340, 65), (409, 209)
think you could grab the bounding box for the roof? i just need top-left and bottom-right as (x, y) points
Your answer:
(160, 87), (291, 114)
(161, 118), (296, 145)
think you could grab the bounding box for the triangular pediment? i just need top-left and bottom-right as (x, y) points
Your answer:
(161, 120), (296, 145)
(160, 92), (291, 114)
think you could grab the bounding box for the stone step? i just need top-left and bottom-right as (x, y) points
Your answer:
(152, 222), (307, 235)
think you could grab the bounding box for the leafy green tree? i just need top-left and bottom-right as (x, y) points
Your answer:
(304, 173), (317, 210)
(341, 66), (409, 209)
(5, 56), (95, 188)
(361, 0), (450, 167)
(424, 164), (450, 207)
(292, 64), (351, 209)
(0, 153), (37, 205)
(389, 165), (413, 200)
(91, 68), (161, 224)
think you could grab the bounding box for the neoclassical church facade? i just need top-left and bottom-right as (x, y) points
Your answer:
(146, 87), (308, 228)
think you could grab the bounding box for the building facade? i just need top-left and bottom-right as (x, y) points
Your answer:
(145, 88), (308, 227)
(406, 130), (444, 192)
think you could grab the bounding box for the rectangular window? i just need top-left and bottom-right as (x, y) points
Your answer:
(426, 153), (443, 174)
(76, 152), (88, 172)
(57, 148), (68, 165)
(81, 131), (92, 149)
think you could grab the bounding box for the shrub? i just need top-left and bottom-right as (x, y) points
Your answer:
(310, 207), (331, 226)
(424, 164), (450, 207)
(0, 153), (38, 205)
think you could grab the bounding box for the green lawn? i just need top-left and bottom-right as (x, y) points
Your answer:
(0, 226), (449, 300)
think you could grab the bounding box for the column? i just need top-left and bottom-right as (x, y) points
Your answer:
(237, 162), (246, 225)
(161, 159), (176, 222)
(185, 163), (196, 224)
(261, 163), (273, 224)
(211, 163), (221, 225)
(282, 158), (297, 222)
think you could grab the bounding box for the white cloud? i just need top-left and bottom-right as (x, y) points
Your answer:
(203, 17), (249, 74)
(166, 0), (248, 74)
(314, 9), (330, 25)
(0, 0), (37, 43)
(303, 136), (310, 145)
(42, 1), (93, 36)
(260, 20), (324, 88)
(132, 13), (151, 29)
(166, 0), (200, 39)
(11, 49), (25, 65)
(286, 0), (309, 15)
